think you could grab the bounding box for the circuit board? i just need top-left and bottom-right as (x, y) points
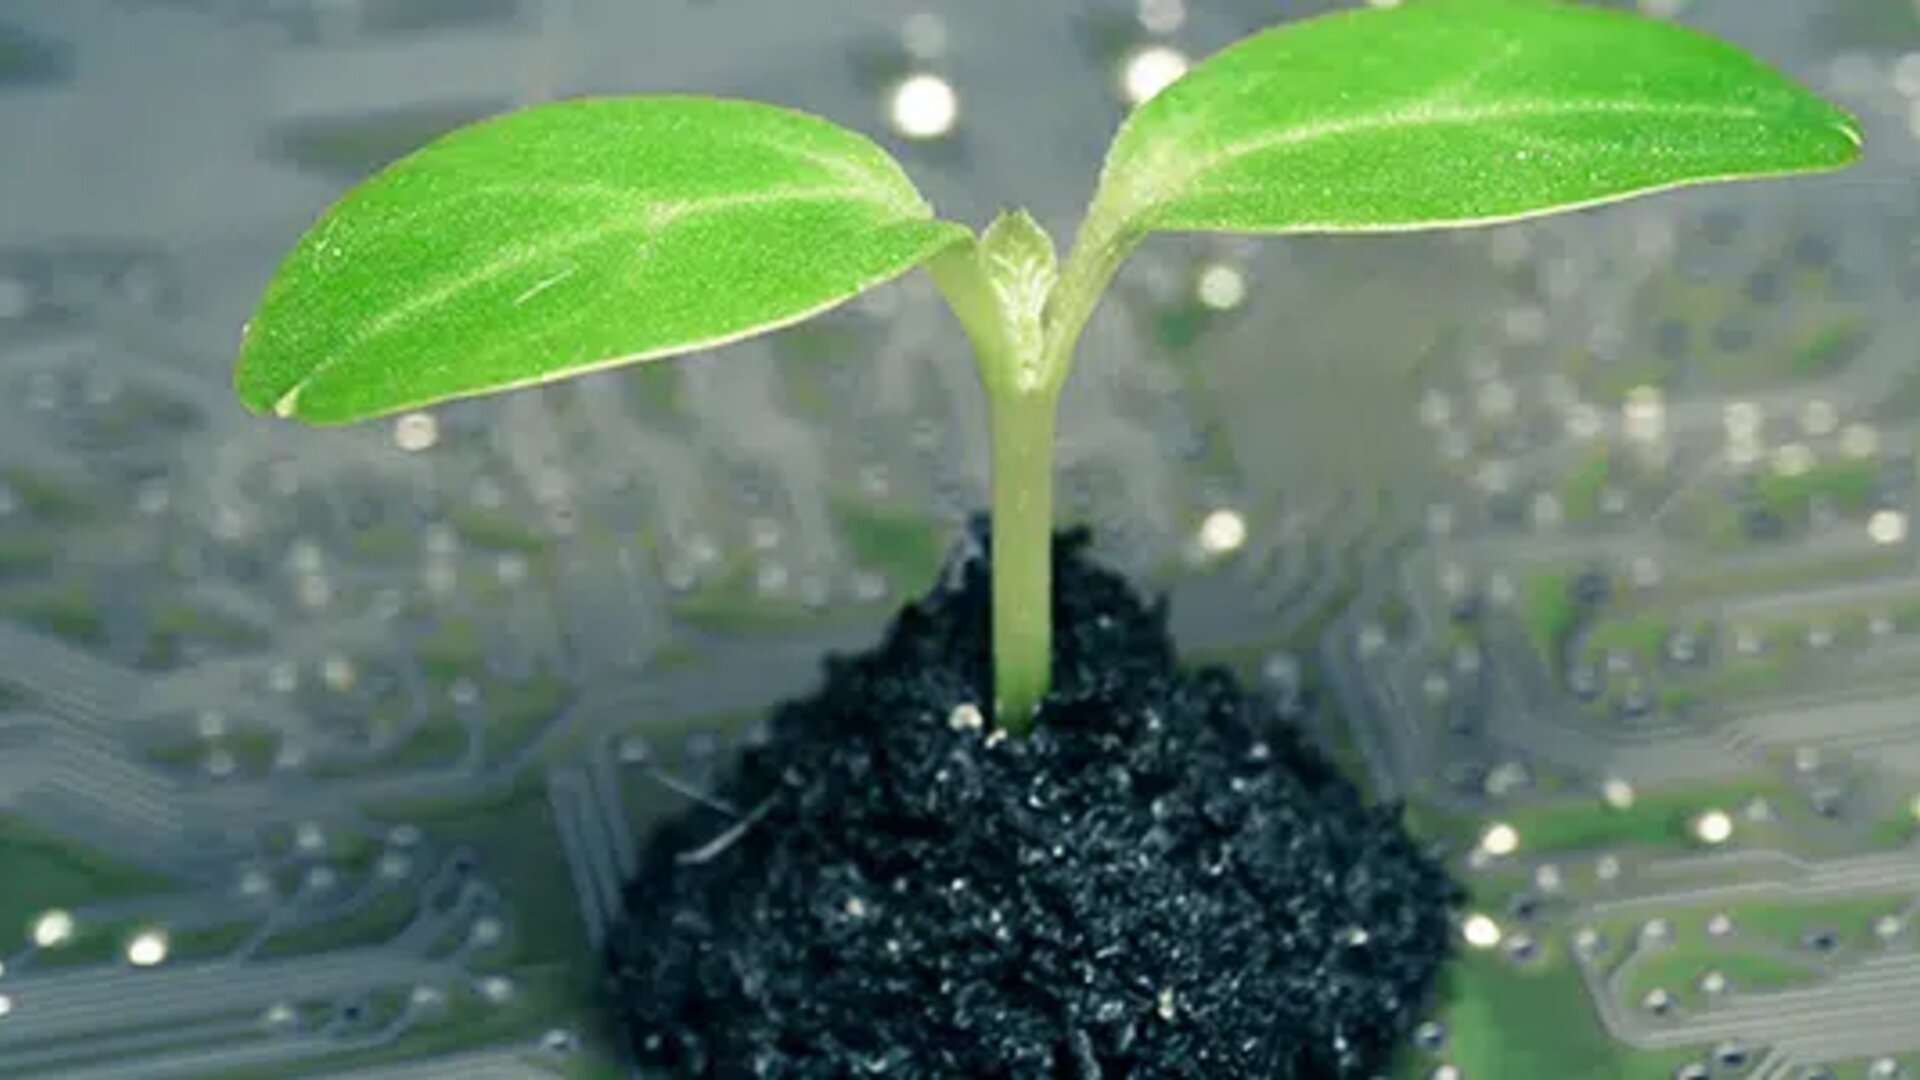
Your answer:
(2, 1), (1919, 1077)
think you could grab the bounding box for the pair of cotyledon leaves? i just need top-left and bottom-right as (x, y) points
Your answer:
(236, 0), (1861, 425)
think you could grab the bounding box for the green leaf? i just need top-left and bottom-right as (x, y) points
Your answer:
(1091, 0), (1862, 237)
(978, 210), (1057, 385)
(926, 210), (1061, 393)
(980, 209), (1059, 295)
(237, 96), (969, 424)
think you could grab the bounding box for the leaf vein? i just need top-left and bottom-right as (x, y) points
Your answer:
(1135, 98), (1770, 221)
(274, 185), (900, 415)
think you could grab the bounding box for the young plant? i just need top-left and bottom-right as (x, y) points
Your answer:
(235, 0), (1859, 731)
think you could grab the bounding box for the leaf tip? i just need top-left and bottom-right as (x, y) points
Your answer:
(233, 354), (310, 422)
(1837, 112), (1866, 153)
(270, 383), (306, 419)
(1807, 110), (1867, 178)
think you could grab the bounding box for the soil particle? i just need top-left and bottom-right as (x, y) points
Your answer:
(605, 527), (1459, 1078)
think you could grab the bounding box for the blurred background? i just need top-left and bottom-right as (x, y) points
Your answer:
(1, 1), (1919, 1077)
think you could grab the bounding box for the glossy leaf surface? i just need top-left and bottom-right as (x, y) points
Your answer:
(238, 96), (967, 423)
(1092, 0), (1862, 237)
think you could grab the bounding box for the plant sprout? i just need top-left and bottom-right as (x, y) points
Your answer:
(235, 0), (1860, 732)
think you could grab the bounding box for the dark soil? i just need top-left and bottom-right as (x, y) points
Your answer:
(604, 527), (1460, 1078)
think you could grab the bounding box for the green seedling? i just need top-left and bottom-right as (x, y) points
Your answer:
(234, 0), (1859, 732)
